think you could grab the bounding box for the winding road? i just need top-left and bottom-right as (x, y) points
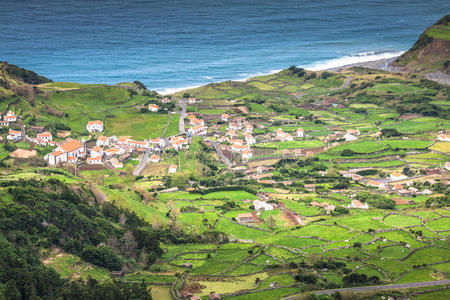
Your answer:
(282, 280), (450, 299)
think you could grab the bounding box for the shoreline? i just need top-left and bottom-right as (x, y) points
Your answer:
(159, 54), (403, 95)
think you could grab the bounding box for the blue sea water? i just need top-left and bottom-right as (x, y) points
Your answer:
(0, 0), (449, 93)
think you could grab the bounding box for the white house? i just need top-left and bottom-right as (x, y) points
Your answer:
(244, 122), (253, 133)
(253, 200), (273, 211)
(96, 136), (109, 147)
(188, 124), (206, 136)
(46, 139), (86, 165)
(150, 137), (165, 147)
(221, 113), (230, 122)
(347, 128), (360, 136)
(149, 154), (160, 163)
(437, 134), (450, 142)
(229, 122), (241, 130)
(90, 146), (103, 157)
(7, 129), (22, 141)
(297, 128), (304, 138)
(0, 121), (9, 127)
(276, 128), (293, 141)
(188, 97), (197, 104)
(86, 120), (104, 133)
(4, 111), (17, 122)
(445, 161), (450, 170)
(232, 143), (249, 153)
(110, 158), (123, 168)
(390, 172), (407, 181)
(87, 156), (103, 164)
(244, 133), (256, 145)
(168, 164), (177, 173)
(148, 104), (159, 112)
(170, 136), (188, 150)
(350, 200), (369, 209)
(242, 149), (253, 160)
(127, 139), (149, 149)
(343, 133), (358, 141)
(37, 131), (52, 142)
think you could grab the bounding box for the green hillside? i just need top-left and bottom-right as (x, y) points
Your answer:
(393, 15), (450, 75)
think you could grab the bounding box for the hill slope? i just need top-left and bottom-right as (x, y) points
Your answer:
(392, 15), (450, 76)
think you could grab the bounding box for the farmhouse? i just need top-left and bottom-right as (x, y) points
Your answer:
(253, 200), (273, 211)
(168, 164), (177, 173)
(221, 113), (230, 122)
(390, 172), (407, 181)
(110, 158), (123, 168)
(7, 129), (22, 141)
(367, 180), (386, 189)
(343, 133), (358, 141)
(148, 104), (159, 112)
(150, 154), (160, 163)
(87, 156), (103, 164)
(37, 131), (52, 142)
(46, 139), (86, 165)
(276, 128), (293, 141)
(244, 133), (256, 145)
(437, 134), (450, 142)
(350, 200), (369, 209)
(297, 128), (304, 137)
(86, 120), (104, 133)
(242, 149), (253, 160)
(4, 111), (17, 122)
(237, 213), (256, 223)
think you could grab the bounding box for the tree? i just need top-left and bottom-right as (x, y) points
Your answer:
(266, 215), (276, 229)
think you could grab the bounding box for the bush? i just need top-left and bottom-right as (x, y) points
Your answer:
(4, 143), (17, 152)
(81, 245), (122, 270)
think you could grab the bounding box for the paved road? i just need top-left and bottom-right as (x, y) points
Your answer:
(133, 148), (149, 176)
(178, 99), (187, 134)
(283, 280), (450, 299)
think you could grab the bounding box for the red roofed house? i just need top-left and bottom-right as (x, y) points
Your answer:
(188, 124), (206, 136)
(350, 200), (369, 209)
(297, 128), (304, 137)
(168, 164), (177, 173)
(242, 149), (253, 160)
(46, 139), (86, 165)
(237, 213), (256, 223)
(188, 97), (197, 104)
(90, 146), (103, 157)
(96, 135), (109, 147)
(37, 131), (52, 143)
(4, 111), (17, 122)
(148, 104), (159, 112)
(445, 162), (450, 170)
(367, 180), (386, 189)
(150, 154), (160, 163)
(244, 133), (255, 145)
(87, 156), (103, 164)
(244, 122), (253, 133)
(437, 134), (450, 142)
(221, 113), (230, 122)
(7, 129), (22, 141)
(86, 120), (104, 133)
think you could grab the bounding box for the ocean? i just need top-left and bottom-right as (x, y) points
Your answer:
(1, 0), (448, 93)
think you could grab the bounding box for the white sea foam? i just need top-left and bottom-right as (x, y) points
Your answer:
(304, 50), (405, 71)
(157, 51), (404, 94)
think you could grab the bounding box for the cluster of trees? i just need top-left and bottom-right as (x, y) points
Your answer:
(357, 192), (396, 210)
(0, 178), (211, 299)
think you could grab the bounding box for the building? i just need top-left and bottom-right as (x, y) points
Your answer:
(90, 146), (103, 157)
(189, 124), (206, 136)
(150, 154), (160, 163)
(253, 200), (273, 211)
(110, 158), (123, 168)
(37, 131), (52, 142)
(367, 180), (386, 189)
(297, 128), (304, 138)
(347, 128), (360, 136)
(276, 128), (293, 141)
(445, 162), (450, 170)
(350, 200), (369, 209)
(87, 156), (103, 164)
(232, 143), (249, 153)
(46, 139), (86, 165)
(7, 129), (22, 141)
(148, 104), (159, 112)
(229, 122), (241, 130)
(104, 147), (121, 157)
(0, 120), (9, 127)
(244, 133), (255, 145)
(127, 140), (149, 149)
(96, 136), (109, 147)
(221, 113), (230, 122)
(390, 172), (407, 181)
(242, 149), (253, 160)
(343, 133), (357, 141)
(188, 97), (197, 104)
(86, 120), (104, 133)
(4, 111), (17, 122)
(244, 122), (253, 133)
(168, 164), (177, 173)
(226, 130), (237, 138)
(237, 213), (256, 223)
(437, 134), (450, 142)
